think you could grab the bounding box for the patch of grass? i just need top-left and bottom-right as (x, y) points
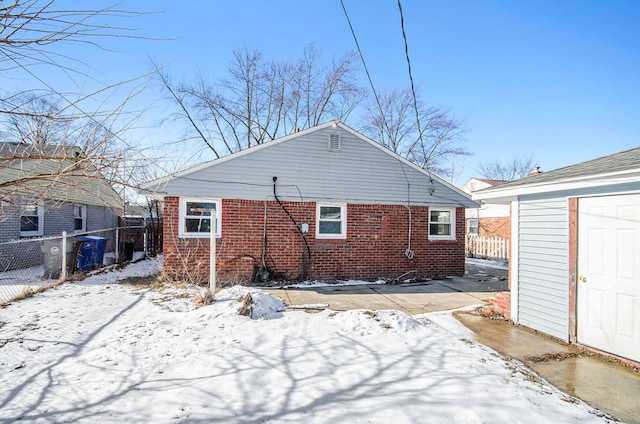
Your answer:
(119, 274), (165, 289)
(194, 288), (214, 308)
(526, 352), (581, 363)
(18, 321), (39, 333)
(560, 395), (580, 404)
(9, 285), (51, 303)
(66, 271), (86, 282)
(362, 310), (376, 318)
(236, 293), (252, 316)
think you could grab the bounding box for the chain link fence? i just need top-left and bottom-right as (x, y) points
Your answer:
(0, 226), (151, 305)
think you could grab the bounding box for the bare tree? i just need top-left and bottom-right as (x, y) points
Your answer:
(155, 43), (367, 155)
(360, 87), (468, 178)
(477, 156), (535, 181)
(0, 93), (71, 145)
(0, 1), (153, 209)
(0, 0), (143, 77)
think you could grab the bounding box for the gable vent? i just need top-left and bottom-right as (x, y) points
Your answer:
(328, 133), (341, 152)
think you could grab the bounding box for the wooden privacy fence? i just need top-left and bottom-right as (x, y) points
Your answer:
(466, 235), (510, 261)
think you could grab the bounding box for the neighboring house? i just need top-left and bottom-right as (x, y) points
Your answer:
(143, 121), (478, 283)
(0, 142), (122, 270)
(460, 178), (510, 239)
(474, 146), (640, 363)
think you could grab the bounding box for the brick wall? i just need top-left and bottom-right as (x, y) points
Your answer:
(163, 196), (466, 284)
(478, 217), (511, 240)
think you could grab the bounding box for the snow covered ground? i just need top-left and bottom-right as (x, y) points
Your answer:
(0, 258), (615, 423)
(0, 264), (55, 305)
(465, 257), (509, 270)
(0, 252), (148, 305)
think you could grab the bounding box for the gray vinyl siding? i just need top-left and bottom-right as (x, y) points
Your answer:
(517, 195), (569, 340)
(0, 201), (119, 243)
(151, 125), (475, 208)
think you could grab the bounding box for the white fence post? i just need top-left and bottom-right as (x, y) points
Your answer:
(466, 234), (510, 261)
(210, 214), (217, 297)
(61, 231), (68, 280)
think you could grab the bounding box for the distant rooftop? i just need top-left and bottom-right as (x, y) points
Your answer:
(474, 178), (507, 186)
(0, 142), (82, 159)
(481, 146), (640, 191)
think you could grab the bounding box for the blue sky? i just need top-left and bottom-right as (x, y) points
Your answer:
(9, 0), (640, 184)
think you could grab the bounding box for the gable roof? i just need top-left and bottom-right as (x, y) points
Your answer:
(460, 178), (507, 195)
(476, 179), (507, 186)
(474, 146), (640, 201)
(0, 142), (123, 209)
(143, 121), (478, 208)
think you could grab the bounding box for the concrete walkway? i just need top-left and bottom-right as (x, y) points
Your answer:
(265, 260), (640, 423)
(456, 313), (640, 424)
(265, 260), (509, 314)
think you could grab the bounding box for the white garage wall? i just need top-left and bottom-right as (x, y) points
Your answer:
(517, 195), (570, 340)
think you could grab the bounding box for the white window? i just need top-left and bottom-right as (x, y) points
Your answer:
(179, 198), (221, 238)
(467, 218), (478, 235)
(316, 204), (346, 239)
(429, 207), (456, 241)
(20, 203), (44, 237)
(328, 133), (341, 152)
(74, 205), (87, 232)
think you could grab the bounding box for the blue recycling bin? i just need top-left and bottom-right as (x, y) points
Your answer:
(76, 236), (109, 272)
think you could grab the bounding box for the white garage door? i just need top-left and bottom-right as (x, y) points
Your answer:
(577, 194), (640, 362)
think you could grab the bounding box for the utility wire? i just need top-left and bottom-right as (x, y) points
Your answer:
(340, 0), (415, 259)
(397, 0), (436, 193)
(339, 0), (410, 186)
(339, 0), (390, 141)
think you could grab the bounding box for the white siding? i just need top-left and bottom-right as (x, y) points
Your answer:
(517, 196), (569, 340)
(151, 125), (475, 208)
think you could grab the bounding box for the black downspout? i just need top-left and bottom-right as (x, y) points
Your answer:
(272, 177), (311, 274)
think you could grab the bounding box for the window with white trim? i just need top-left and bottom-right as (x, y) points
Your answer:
(429, 207), (456, 240)
(178, 198), (221, 238)
(467, 218), (478, 235)
(20, 204), (44, 236)
(316, 204), (346, 239)
(74, 205), (87, 232)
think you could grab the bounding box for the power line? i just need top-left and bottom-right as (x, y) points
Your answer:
(339, 0), (390, 139)
(397, 0), (435, 191)
(340, 0), (418, 259)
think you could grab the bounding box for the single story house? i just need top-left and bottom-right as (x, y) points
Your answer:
(0, 142), (122, 270)
(460, 178), (510, 239)
(474, 146), (640, 363)
(143, 121), (478, 283)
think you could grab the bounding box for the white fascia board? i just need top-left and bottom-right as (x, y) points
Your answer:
(474, 170), (640, 202)
(138, 189), (165, 200)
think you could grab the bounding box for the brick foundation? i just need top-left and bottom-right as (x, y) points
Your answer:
(482, 292), (511, 320)
(163, 197), (466, 284)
